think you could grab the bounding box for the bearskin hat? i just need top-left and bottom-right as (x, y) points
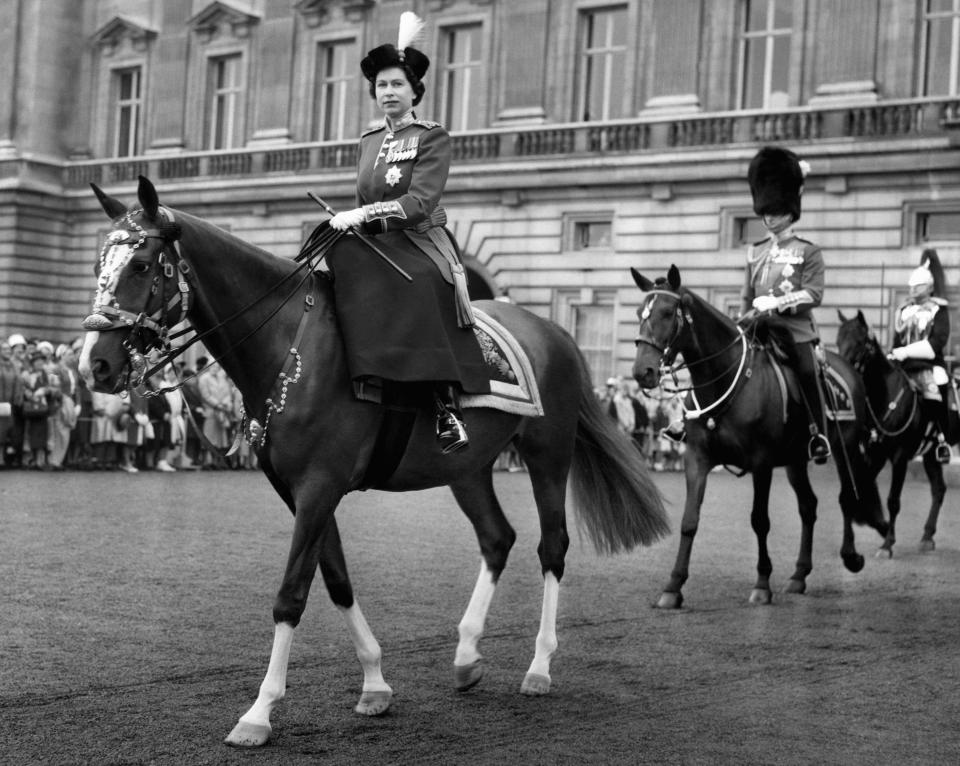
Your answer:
(748, 146), (807, 222)
(361, 12), (430, 82)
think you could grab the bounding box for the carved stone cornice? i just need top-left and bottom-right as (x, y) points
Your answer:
(294, 0), (375, 28)
(188, 2), (261, 44)
(91, 16), (158, 56)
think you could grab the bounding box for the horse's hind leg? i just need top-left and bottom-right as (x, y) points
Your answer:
(449, 468), (517, 692)
(748, 466), (775, 604)
(784, 462), (817, 594)
(920, 452), (946, 552)
(517, 446), (571, 695)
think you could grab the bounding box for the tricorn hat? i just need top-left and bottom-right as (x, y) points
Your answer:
(748, 146), (807, 222)
(361, 12), (429, 82)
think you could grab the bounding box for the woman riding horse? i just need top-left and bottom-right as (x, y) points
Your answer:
(325, 12), (486, 454)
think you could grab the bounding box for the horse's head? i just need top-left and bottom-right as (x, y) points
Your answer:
(836, 309), (876, 374)
(630, 265), (692, 388)
(78, 176), (189, 393)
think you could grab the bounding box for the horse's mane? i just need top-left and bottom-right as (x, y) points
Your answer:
(175, 208), (297, 277)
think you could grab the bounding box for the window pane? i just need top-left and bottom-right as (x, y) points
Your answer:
(772, 0), (792, 30)
(574, 221), (612, 249)
(746, 0), (767, 31)
(742, 38), (766, 108)
(578, 6), (628, 122)
(208, 55), (242, 149)
(315, 40), (355, 140)
(440, 24), (483, 131)
(925, 15), (955, 94)
(113, 67), (141, 158)
(922, 211), (960, 239)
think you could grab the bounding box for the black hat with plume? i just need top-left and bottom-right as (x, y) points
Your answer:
(361, 12), (429, 82)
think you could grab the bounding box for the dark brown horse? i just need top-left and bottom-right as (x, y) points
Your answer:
(77, 177), (669, 747)
(837, 309), (954, 555)
(631, 266), (887, 608)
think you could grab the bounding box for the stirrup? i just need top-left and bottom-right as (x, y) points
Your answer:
(808, 433), (831, 465)
(661, 421), (686, 444)
(437, 411), (469, 454)
(935, 438), (952, 464)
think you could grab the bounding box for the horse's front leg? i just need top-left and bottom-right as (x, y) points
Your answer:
(784, 462), (817, 594)
(748, 466), (775, 604)
(877, 456), (907, 557)
(657, 451), (708, 609)
(225, 484), (347, 747)
(919, 451), (947, 552)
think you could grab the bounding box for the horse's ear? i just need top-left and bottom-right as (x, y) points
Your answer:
(667, 265), (681, 290)
(631, 267), (654, 292)
(138, 175), (160, 221)
(838, 309), (848, 323)
(90, 183), (127, 220)
(857, 309), (866, 324)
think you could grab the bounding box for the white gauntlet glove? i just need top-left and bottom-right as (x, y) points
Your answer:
(329, 208), (365, 231)
(888, 340), (935, 362)
(752, 295), (779, 313)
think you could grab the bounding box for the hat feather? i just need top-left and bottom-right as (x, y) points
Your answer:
(397, 12), (425, 51)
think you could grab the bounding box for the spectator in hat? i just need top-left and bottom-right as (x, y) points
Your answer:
(0, 340), (24, 467)
(47, 343), (80, 470)
(7, 333), (27, 373)
(21, 350), (55, 469)
(323, 10), (488, 455)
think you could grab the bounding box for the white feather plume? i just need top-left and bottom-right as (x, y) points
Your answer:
(397, 11), (425, 51)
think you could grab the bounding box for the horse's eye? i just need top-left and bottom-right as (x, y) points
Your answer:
(130, 261), (150, 274)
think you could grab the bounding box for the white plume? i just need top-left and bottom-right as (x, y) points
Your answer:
(397, 11), (425, 51)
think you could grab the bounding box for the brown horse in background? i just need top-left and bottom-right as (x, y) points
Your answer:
(631, 265), (887, 608)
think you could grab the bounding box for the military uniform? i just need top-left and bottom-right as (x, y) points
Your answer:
(892, 295), (950, 399)
(326, 113), (489, 398)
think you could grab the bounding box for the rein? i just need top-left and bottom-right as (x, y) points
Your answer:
(637, 288), (752, 421)
(853, 335), (920, 439)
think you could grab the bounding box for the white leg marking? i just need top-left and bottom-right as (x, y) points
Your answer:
(339, 602), (392, 715)
(225, 622), (294, 746)
(523, 572), (559, 689)
(455, 560), (497, 666)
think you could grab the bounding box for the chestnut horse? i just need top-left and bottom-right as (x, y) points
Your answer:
(78, 177), (668, 747)
(837, 309), (956, 555)
(631, 265), (887, 608)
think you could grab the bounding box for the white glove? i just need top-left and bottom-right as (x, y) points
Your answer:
(752, 295), (779, 313)
(888, 346), (908, 362)
(329, 208), (365, 231)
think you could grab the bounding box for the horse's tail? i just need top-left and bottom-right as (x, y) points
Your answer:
(569, 357), (670, 555)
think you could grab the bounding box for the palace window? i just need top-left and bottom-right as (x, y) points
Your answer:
(314, 39), (357, 141)
(919, 210), (960, 241)
(571, 220), (613, 250)
(922, 0), (960, 96)
(555, 289), (618, 385)
(575, 5), (629, 122)
(111, 67), (142, 158)
(738, 0), (794, 109)
(438, 23), (485, 131)
(207, 54), (244, 150)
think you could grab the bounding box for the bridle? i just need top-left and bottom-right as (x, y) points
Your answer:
(82, 207), (191, 390)
(635, 287), (750, 421)
(845, 329), (919, 439)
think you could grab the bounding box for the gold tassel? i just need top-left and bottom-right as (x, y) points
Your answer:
(450, 262), (475, 328)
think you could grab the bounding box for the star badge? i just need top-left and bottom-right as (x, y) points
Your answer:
(385, 165), (402, 187)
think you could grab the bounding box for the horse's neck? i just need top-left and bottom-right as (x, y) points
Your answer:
(680, 308), (742, 389)
(179, 216), (319, 409)
(863, 348), (898, 404)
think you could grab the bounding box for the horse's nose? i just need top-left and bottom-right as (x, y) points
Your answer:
(632, 361), (657, 389)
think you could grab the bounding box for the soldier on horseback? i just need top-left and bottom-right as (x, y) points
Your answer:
(889, 248), (954, 463)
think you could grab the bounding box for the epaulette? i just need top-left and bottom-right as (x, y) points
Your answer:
(932, 296), (948, 307)
(414, 119), (441, 130)
(361, 123), (387, 138)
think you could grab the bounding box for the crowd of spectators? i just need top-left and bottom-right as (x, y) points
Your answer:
(0, 334), (258, 473)
(597, 376), (685, 472)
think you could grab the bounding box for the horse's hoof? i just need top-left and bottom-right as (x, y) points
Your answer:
(784, 579), (806, 595)
(843, 553), (865, 573)
(748, 588), (772, 605)
(224, 720), (271, 748)
(355, 688), (392, 716)
(919, 538), (936, 553)
(454, 660), (484, 692)
(520, 672), (551, 696)
(655, 592), (683, 609)
(875, 547), (893, 559)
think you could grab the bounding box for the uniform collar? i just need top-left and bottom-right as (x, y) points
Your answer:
(385, 109), (417, 132)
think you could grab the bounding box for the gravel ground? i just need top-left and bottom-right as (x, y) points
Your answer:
(1, 464), (958, 765)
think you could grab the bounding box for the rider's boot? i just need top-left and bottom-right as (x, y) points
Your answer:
(435, 384), (468, 454)
(797, 342), (831, 465)
(932, 394), (952, 463)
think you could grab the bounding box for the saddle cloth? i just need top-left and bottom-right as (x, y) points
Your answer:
(769, 356), (856, 423)
(460, 308), (543, 417)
